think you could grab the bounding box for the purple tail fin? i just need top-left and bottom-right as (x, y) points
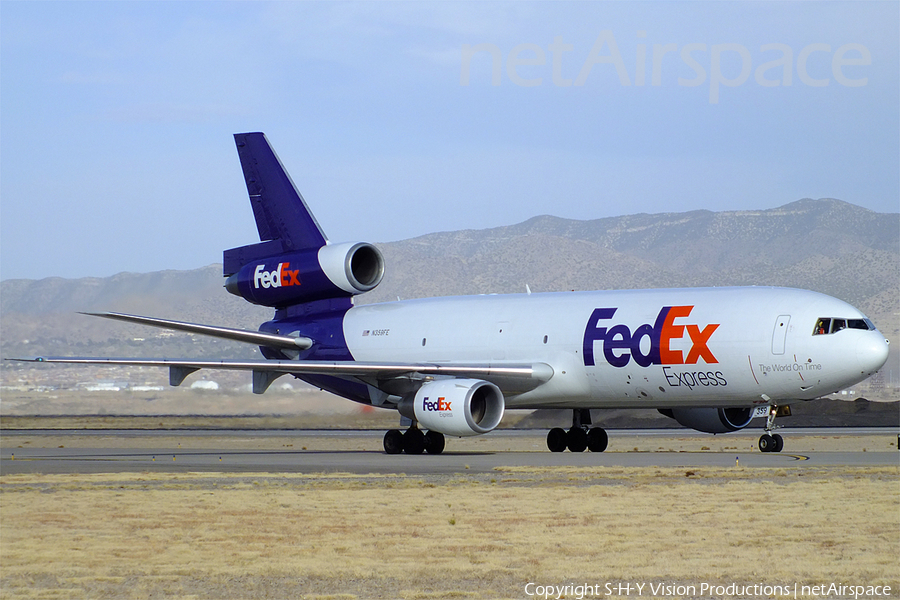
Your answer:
(224, 133), (327, 276)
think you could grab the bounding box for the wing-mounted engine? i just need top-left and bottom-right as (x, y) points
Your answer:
(224, 241), (384, 307)
(659, 407), (754, 434)
(398, 379), (505, 437)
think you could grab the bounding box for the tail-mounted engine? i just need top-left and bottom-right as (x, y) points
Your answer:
(398, 379), (505, 437)
(224, 241), (384, 307)
(659, 407), (754, 434)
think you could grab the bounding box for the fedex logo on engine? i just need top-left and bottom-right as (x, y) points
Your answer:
(422, 396), (452, 413)
(253, 263), (301, 289)
(583, 306), (719, 368)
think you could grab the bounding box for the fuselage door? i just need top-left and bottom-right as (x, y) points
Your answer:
(771, 315), (790, 355)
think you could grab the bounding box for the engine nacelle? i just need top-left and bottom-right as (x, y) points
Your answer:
(659, 407), (754, 434)
(398, 379), (505, 437)
(225, 242), (384, 307)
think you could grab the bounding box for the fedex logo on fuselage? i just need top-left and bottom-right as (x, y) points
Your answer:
(253, 263), (301, 289)
(583, 306), (719, 368)
(422, 396), (452, 412)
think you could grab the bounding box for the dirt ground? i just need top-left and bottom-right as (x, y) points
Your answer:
(1, 434), (897, 599)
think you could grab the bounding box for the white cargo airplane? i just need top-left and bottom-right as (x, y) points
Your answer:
(15, 133), (890, 455)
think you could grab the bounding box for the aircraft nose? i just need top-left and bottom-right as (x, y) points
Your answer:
(856, 333), (890, 375)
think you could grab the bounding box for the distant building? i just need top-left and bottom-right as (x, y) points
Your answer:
(81, 382), (124, 392)
(190, 380), (219, 391)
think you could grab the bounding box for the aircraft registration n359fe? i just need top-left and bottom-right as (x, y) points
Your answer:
(16, 133), (890, 454)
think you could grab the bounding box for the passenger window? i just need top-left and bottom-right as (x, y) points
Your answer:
(831, 319), (846, 333)
(847, 319), (868, 330)
(813, 318), (830, 335)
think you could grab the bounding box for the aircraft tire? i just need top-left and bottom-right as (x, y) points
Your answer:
(424, 430), (445, 455)
(547, 428), (567, 452)
(567, 427), (588, 453)
(384, 429), (404, 454)
(772, 433), (784, 453)
(587, 427), (608, 452)
(758, 434), (775, 452)
(403, 428), (426, 455)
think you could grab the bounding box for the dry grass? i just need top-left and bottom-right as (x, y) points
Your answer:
(1, 467), (898, 599)
(0, 411), (533, 433)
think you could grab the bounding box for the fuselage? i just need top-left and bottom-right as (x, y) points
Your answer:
(333, 286), (888, 409)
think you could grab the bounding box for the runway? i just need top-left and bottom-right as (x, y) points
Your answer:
(2, 428), (896, 475)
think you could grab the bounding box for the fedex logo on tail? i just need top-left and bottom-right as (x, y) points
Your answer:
(253, 263), (301, 289)
(422, 397), (452, 413)
(583, 306), (719, 368)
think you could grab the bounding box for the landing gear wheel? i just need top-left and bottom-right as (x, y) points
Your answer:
(758, 434), (775, 453)
(761, 405), (786, 453)
(403, 428), (426, 455)
(587, 427), (608, 453)
(772, 433), (784, 453)
(567, 428), (588, 453)
(424, 430), (445, 455)
(547, 428), (567, 452)
(384, 429), (404, 454)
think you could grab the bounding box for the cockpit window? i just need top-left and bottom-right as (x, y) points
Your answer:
(814, 317), (876, 335)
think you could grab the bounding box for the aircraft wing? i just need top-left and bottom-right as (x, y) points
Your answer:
(10, 356), (554, 396)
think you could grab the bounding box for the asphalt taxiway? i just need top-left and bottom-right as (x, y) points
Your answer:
(1, 429), (896, 475)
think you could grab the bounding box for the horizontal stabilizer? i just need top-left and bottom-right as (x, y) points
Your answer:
(81, 312), (313, 351)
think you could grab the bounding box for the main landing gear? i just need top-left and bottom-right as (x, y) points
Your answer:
(758, 405), (788, 452)
(547, 409), (608, 453)
(383, 426), (445, 455)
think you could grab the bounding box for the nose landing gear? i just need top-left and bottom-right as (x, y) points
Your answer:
(758, 405), (789, 452)
(758, 433), (784, 453)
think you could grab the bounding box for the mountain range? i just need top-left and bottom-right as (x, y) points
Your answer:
(2, 199), (898, 390)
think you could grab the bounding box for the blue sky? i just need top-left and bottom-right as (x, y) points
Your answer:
(2, 1), (898, 280)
